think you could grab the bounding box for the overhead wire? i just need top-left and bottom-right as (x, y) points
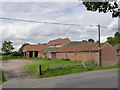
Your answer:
(0, 16), (119, 30)
(0, 17), (97, 27)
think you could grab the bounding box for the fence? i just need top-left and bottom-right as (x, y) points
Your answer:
(37, 61), (95, 76)
(37, 63), (84, 76)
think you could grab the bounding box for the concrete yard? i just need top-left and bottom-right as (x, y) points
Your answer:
(0, 60), (35, 80)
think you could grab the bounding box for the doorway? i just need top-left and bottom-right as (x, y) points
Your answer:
(35, 51), (38, 57)
(29, 51), (33, 57)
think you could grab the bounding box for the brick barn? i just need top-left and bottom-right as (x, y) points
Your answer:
(113, 44), (120, 56)
(23, 38), (118, 66)
(113, 44), (120, 63)
(23, 45), (46, 58)
(46, 38), (71, 48)
(42, 38), (71, 58)
(51, 42), (118, 66)
(23, 38), (71, 58)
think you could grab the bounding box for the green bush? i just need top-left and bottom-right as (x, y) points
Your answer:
(62, 59), (70, 61)
(47, 58), (51, 60)
(84, 60), (95, 65)
(11, 51), (21, 57)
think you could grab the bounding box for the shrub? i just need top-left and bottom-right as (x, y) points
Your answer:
(85, 60), (95, 65)
(47, 58), (51, 60)
(11, 51), (20, 57)
(62, 59), (70, 61)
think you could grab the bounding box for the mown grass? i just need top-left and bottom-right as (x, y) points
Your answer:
(0, 68), (6, 84)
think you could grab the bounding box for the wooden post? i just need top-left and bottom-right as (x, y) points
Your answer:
(39, 65), (42, 76)
(82, 62), (86, 68)
(98, 24), (101, 66)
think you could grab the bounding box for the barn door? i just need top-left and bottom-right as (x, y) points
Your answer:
(51, 53), (56, 60)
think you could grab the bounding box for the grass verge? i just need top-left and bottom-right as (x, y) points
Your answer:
(0, 68), (6, 84)
(24, 58), (120, 78)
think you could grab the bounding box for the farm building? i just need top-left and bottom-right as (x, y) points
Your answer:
(23, 38), (118, 66)
(113, 44), (120, 63)
(23, 38), (71, 58)
(47, 38), (71, 47)
(23, 45), (46, 58)
(44, 38), (71, 58)
(51, 42), (118, 66)
(113, 44), (120, 56)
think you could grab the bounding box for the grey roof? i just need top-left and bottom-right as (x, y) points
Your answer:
(42, 47), (56, 55)
(63, 42), (96, 47)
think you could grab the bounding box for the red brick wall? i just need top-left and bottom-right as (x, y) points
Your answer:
(118, 56), (120, 64)
(26, 51), (29, 58)
(101, 43), (118, 66)
(46, 53), (51, 58)
(38, 52), (45, 58)
(56, 52), (99, 64)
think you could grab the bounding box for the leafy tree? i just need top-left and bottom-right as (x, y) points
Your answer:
(96, 40), (99, 43)
(88, 39), (94, 42)
(114, 32), (120, 37)
(107, 32), (120, 46)
(19, 43), (30, 56)
(1, 41), (14, 55)
(82, 40), (87, 42)
(83, 1), (119, 18)
(42, 43), (47, 45)
(12, 51), (20, 57)
(38, 43), (41, 45)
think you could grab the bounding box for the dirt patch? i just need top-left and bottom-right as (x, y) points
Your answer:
(0, 60), (36, 80)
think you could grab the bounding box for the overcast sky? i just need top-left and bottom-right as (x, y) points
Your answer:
(0, 2), (118, 51)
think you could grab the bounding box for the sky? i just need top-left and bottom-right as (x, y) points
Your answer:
(0, 2), (118, 51)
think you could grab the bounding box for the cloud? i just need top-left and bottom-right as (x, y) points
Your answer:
(1, 2), (118, 50)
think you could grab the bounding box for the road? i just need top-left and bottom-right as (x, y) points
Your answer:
(2, 68), (119, 88)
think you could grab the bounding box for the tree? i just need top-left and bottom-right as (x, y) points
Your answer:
(114, 32), (120, 37)
(88, 39), (94, 42)
(12, 51), (20, 57)
(82, 40), (87, 42)
(83, 1), (119, 18)
(107, 32), (120, 46)
(42, 43), (47, 45)
(38, 43), (41, 45)
(1, 41), (14, 55)
(19, 43), (30, 56)
(96, 40), (99, 43)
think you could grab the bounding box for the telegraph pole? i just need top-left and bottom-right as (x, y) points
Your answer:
(98, 24), (101, 66)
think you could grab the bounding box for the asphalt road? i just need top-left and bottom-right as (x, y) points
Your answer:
(2, 68), (119, 88)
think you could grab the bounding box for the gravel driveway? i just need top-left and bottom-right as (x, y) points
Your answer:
(0, 60), (35, 80)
